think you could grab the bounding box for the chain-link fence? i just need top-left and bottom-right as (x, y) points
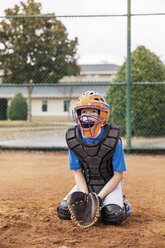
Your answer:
(0, 82), (165, 151)
(0, 0), (165, 151)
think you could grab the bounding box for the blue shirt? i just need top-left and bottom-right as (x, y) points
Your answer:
(69, 126), (126, 172)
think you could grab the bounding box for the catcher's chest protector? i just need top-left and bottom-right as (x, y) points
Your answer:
(66, 124), (120, 194)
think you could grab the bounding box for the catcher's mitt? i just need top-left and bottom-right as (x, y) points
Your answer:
(67, 191), (101, 228)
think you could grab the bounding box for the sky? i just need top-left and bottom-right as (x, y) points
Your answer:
(0, 0), (165, 66)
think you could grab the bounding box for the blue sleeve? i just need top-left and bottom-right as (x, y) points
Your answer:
(69, 149), (82, 170)
(112, 139), (126, 172)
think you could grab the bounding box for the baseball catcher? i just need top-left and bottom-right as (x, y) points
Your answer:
(57, 91), (131, 227)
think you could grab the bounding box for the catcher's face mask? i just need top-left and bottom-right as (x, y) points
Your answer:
(72, 91), (110, 138)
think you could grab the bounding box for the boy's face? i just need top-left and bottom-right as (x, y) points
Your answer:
(80, 108), (99, 122)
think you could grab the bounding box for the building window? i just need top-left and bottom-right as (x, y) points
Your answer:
(42, 100), (48, 112)
(63, 100), (70, 112)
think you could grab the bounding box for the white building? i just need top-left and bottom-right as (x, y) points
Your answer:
(0, 64), (119, 121)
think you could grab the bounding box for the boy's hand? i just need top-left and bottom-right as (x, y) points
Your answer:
(67, 191), (101, 228)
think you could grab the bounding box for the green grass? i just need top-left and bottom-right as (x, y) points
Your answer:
(0, 120), (28, 125)
(0, 120), (12, 124)
(0, 120), (73, 126)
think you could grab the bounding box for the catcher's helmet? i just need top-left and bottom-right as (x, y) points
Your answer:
(72, 91), (110, 138)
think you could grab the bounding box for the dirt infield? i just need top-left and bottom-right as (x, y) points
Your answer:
(0, 151), (165, 248)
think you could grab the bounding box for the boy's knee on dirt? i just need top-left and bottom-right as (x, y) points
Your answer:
(56, 200), (71, 220)
(101, 204), (126, 225)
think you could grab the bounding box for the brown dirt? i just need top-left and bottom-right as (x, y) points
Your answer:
(0, 150), (165, 248)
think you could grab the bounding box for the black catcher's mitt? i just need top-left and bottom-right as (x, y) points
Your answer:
(67, 191), (101, 228)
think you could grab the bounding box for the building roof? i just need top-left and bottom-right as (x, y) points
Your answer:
(0, 84), (111, 99)
(59, 63), (120, 83)
(80, 64), (120, 75)
(59, 75), (114, 83)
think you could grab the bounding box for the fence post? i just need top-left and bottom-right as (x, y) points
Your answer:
(126, 0), (132, 153)
(27, 86), (34, 123)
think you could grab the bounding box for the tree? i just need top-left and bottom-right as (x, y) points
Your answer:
(0, 0), (79, 84)
(106, 46), (165, 136)
(7, 93), (28, 120)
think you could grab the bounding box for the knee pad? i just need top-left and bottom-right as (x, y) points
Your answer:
(101, 204), (126, 226)
(56, 200), (71, 220)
